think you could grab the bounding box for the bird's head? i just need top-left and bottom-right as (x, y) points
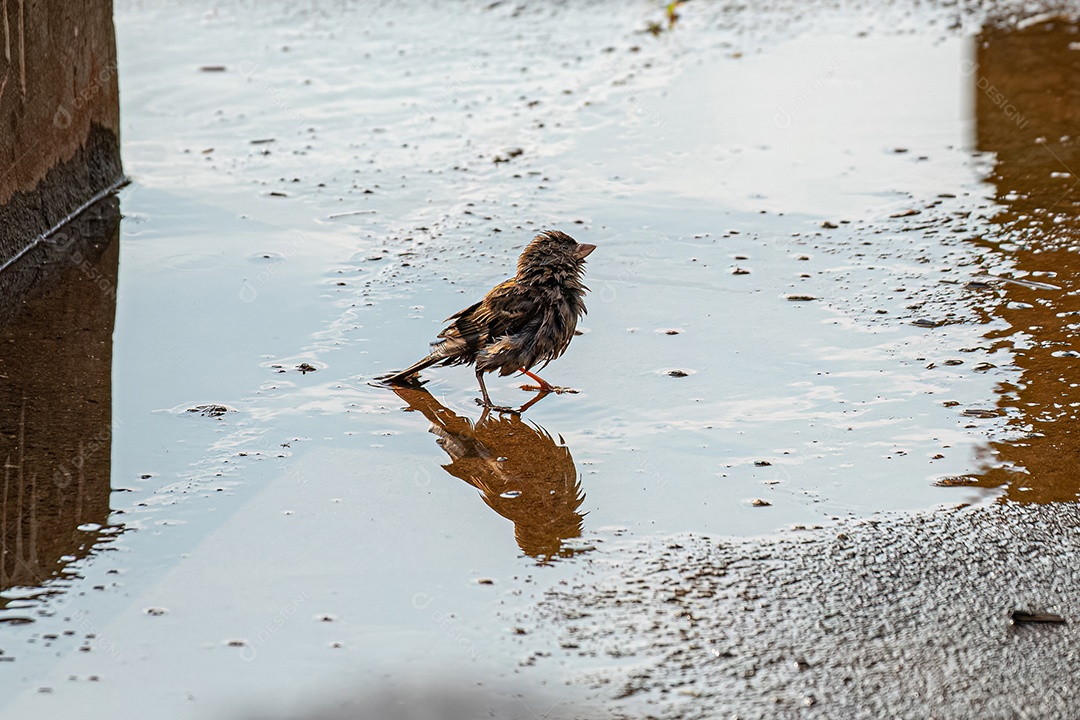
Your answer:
(516, 230), (595, 285)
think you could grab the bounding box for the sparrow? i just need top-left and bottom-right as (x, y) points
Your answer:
(377, 229), (595, 407)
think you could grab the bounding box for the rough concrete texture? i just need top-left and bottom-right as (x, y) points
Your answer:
(521, 503), (1080, 719)
(0, 0), (123, 266)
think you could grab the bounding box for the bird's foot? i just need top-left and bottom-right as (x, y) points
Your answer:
(474, 397), (520, 414)
(520, 384), (578, 394)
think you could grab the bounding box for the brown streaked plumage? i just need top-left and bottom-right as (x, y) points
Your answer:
(377, 229), (595, 407)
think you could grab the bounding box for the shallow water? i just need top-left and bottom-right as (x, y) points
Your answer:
(1, 1), (1077, 717)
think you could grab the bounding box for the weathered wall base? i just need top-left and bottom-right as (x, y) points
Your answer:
(0, 0), (123, 266)
(0, 123), (122, 270)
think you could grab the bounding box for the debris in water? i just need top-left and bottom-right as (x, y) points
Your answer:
(187, 404), (233, 417)
(933, 475), (979, 487)
(326, 210), (377, 219)
(970, 274), (1061, 291)
(493, 148), (524, 163)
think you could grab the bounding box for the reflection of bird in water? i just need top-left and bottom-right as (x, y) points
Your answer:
(391, 385), (587, 563)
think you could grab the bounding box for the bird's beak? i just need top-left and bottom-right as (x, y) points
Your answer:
(575, 243), (597, 260)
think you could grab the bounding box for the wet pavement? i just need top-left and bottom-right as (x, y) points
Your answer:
(1, 1), (1078, 718)
(522, 502), (1080, 719)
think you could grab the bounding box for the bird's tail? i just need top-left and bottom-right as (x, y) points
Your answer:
(375, 352), (443, 385)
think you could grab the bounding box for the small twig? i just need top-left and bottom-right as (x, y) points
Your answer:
(326, 210), (378, 220)
(970, 274), (1061, 291)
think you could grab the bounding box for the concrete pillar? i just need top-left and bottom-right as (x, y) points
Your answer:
(0, 0), (123, 269)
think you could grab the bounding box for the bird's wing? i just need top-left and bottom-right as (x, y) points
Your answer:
(439, 278), (530, 342)
(441, 299), (485, 330)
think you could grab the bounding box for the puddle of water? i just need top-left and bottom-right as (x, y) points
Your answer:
(2, 1), (1074, 717)
(569, 33), (975, 217)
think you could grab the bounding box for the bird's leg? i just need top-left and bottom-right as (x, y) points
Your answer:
(476, 369), (493, 406)
(519, 368), (579, 395)
(475, 369), (518, 413)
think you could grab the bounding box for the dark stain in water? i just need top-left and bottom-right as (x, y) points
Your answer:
(391, 385), (589, 564)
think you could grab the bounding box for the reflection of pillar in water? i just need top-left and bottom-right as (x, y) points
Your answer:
(0, 196), (120, 613)
(392, 387), (587, 563)
(972, 17), (1080, 237)
(967, 18), (1080, 502)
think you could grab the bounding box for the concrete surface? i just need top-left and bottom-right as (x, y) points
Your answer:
(522, 501), (1080, 719)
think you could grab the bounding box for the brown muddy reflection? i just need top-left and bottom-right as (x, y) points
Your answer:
(0, 196), (120, 618)
(391, 386), (588, 563)
(967, 17), (1080, 502)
